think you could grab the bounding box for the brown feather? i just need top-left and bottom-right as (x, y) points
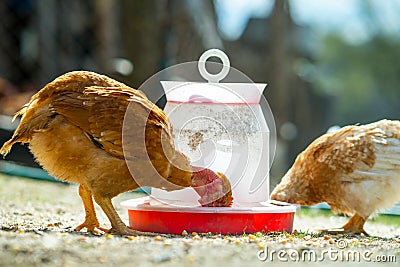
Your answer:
(0, 71), (192, 189)
(271, 119), (400, 220)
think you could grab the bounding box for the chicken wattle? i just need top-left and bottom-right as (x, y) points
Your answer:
(191, 167), (233, 207)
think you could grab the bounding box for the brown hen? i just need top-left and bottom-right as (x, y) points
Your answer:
(0, 71), (232, 235)
(271, 120), (400, 235)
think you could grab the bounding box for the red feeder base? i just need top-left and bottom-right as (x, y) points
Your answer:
(121, 197), (297, 235)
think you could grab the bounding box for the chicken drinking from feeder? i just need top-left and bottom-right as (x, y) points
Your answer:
(121, 49), (298, 234)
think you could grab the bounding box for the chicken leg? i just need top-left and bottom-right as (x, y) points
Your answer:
(75, 185), (107, 234)
(341, 213), (369, 236)
(317, 213), (369, 236)
(93, 194), (158, 236)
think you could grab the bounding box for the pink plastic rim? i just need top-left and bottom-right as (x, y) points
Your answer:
(160, 81), (266, 105)
(166, 100), (259, 105)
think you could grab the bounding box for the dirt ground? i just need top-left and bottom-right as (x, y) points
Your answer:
(0, 173), (399, 266)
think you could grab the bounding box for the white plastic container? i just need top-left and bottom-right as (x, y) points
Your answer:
(152, 49), (270, 206)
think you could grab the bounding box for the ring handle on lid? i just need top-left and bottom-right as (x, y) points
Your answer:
(198, 49), (230, 83)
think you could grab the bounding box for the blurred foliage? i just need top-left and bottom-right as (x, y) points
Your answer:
(316, 33), (400, 125)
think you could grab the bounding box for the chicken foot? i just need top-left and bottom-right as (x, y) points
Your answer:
(341, 213), (369, 236)
(75, 185), (108, 234)
(93, 194), (159, 236)
(317, 213), (369, 236)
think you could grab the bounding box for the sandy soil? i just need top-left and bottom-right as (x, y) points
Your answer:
(0, 173), (399, 266)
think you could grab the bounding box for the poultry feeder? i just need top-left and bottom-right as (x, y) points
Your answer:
(121, 49), (297, 234)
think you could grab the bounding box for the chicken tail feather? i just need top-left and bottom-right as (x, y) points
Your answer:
(1, 98), (54, 157)
(0, 106), (28, 157)
(0, 139), (16, 157)
(12, 105), (28, 122)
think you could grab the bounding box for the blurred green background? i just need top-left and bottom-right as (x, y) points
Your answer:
(0, 0), (399, 185)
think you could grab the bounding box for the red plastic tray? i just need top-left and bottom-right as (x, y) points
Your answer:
(121, 197), (297, 235)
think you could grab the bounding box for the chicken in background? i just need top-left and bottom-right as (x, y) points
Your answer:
(0, 71), (233, 235)
(271, 119), (400, 235)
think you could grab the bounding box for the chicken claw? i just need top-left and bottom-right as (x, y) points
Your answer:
(316, 228), (370, 237)
(93, 194), (163, 236)
(315, 214), (370, 236)
(105, 225), (160, 237)
(75, 220), (108, 235)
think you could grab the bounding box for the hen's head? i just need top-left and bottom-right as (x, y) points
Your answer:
(191, 167), (233, 207)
